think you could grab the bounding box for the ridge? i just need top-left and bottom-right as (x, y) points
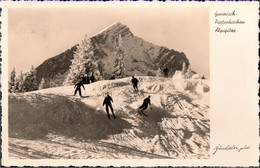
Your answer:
(92, 21), (128, 37)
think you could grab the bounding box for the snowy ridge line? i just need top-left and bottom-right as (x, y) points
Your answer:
(91, 21), (123, 37)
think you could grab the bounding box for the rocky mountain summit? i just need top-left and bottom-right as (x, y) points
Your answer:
(35, 22), (190, 87)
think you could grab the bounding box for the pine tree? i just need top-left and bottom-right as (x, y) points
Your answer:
(156, 67), (162, 77)
(185, 66), (193, 79)
(114, 34), (125, 78)
(8, 68), (16, 93)
(97, 60), (105, 80)
(15, 71), (25, 92)
(38, 77), (47, 90)
(64, 35), (100, 85)
(23, 66), (38, 92)
(181, 62), (187, 75)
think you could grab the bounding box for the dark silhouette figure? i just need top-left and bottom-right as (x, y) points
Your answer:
(138, 95), (152, 116)
(74, 81), (85, 97)
(163, 67), (169, 78)
(131, 76), (139, 91)
(110, 75), (115, 80)
(90, 74), (95, 83)
(202, 75), (205, 80)
(103, 93), (116, 119)
(81, 76), (87, 84)
(86, 75), (90, 84)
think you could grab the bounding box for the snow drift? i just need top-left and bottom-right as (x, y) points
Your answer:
(9, 76), (210, 159)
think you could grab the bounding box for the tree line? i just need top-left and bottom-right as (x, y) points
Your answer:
(8, 66), (39, 93)
(9, 34), (126, 93)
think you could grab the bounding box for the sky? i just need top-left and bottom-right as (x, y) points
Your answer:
(8, 7), (209, 76)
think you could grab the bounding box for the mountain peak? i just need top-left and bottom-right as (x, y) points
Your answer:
(111, 21), (124, 27)
(93, 22), (133, 39)
(105, 21), (126, 30)
(33, 22), (190, 87)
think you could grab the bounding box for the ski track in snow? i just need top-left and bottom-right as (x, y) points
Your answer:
(9, 76), (210, 159)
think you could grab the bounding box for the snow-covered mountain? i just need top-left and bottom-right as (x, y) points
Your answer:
(9, 76), (209, 159)
(35, 22), (190, 87)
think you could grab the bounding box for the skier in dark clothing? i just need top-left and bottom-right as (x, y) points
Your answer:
(138, 95), (152, 116)
(202, 75), (205, 80)
(110, 75), (115, 80)
(74, 81), (85, 97)
(131, 76), (139, 91)
(163, 67), (169, 78)
(81, 75), (87, 84)
(90, 74), (95, 83)
(103, 93), (116, 119)
(86, 75), (90, 84)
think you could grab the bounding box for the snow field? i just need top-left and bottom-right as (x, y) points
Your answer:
(9, 76), (210, 159)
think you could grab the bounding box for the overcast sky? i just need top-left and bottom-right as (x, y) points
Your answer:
(9, 7), (209, 76)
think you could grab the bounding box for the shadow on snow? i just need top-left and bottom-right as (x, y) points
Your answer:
(9, 93), (131, 141)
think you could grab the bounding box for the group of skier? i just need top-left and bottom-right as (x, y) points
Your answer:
(74, 74), (96, 97)
(73, 67), (207, 119)
(130, 76), (152, 116)
(81, 74), (95, 84)
(73, 75), (152, 119)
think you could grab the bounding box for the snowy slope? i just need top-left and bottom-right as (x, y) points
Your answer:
(9, 76), (210, 159)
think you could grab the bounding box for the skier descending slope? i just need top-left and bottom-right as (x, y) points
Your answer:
(103, 93), (116, 120)
(86, 74), (90, 84)
(163, 67), (169, 78)
(138, 95), (152, 116)
(90, 74), (95, 83)
(131, 76), (139, 91)
(74, 81), (85, 97)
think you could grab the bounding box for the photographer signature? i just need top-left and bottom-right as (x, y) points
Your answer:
(213, 144), (250, 155)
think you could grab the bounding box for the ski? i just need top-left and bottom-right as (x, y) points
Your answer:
(138, 109), (148, 116)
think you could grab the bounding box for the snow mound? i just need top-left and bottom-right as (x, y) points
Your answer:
(9, 94), (131, 140)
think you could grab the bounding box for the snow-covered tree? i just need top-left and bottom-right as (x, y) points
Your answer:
(64, 35), (100, 85)
(156, 67), (163, 77)
(48, 81), (58, 88)
(114, 34), (125, 78)
(15, 71), (25, 92)
(97, 60), (105, 79)
(185, 66), (193, 79)
(8, 68), (16, 93)
(38, 77), (47, 90)
(23, 66), (38, 92)
(181, 62), (187, 75)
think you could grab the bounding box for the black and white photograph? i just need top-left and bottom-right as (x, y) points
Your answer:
(7, 7), (210, 159)
(1, 2), (259, 167)
(8, 8), (210, 159)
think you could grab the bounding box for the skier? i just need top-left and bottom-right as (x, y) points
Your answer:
(81, 75), (87, 84)
(86, 75), (90, 84)
(163, 67), (169, 78)
(138, 95), (152, 116)
(202, 75), (205, 80)
(90, 74), (95, 83)
(131, 76), (139, 91)
(103, 93), (116, 119)
(110, 75), (115, 80)
(74, 81), (85, 97)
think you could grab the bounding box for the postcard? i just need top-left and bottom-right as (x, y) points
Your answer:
(0, 1), (258, 167)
